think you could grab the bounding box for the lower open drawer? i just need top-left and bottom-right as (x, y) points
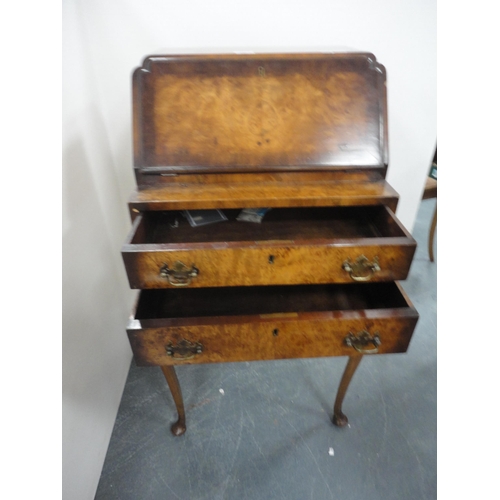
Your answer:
(127, 282), (418, 366)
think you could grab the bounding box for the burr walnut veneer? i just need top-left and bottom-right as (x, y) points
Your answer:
(122, 53), (418, 436)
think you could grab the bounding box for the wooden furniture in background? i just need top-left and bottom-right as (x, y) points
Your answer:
(122, 53), (419, 435)
(422, 147), (437, 262)
(422, 177), (437, 262)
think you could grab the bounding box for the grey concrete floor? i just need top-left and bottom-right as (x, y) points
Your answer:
(96, 199), (437, 500)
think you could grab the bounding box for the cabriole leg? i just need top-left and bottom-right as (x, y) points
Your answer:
(332, 355), (363, 427)
(428, 204), (437, 262)
(160, 365), (186, 436)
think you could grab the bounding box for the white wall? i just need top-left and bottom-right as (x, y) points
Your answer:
(62, 1), (436, 498)
(62, 2), (135, 499)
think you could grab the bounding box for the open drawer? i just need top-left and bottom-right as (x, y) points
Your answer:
(122, 206), (416, 288)
(127, 282), (418, 366)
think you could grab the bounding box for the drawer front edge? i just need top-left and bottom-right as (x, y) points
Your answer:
(128, 310), (418, 366)
(122, 241), (416, 288)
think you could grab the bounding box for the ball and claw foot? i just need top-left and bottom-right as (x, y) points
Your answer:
(332, 411), (349, 427)
(170, 419), (186, 436)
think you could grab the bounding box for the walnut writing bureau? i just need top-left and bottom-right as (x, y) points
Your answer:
(121, 53), (418, 436)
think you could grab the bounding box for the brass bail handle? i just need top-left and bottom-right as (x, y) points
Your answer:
(344, 330), (381, 354)
(166, 339), (203, 360)
(342, 255), (381, 282)
(160, 261), (199, 287)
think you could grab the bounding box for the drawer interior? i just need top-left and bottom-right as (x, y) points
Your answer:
(131, 206), (407, 245)
(135, 283), (410, 320)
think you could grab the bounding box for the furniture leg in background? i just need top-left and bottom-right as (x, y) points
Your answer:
(428, 204), (437, 262)
(422, 177), (437, 262)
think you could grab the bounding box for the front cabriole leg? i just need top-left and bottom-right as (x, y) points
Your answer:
(160, 365), (186, 436)
(332, 355), (363, 427)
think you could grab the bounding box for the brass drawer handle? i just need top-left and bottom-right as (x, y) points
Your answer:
(342, 255), (380, 282)
(344, 330), (381, 354)
(166, 339), (203, 360)
(160, 261), (199, 286)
